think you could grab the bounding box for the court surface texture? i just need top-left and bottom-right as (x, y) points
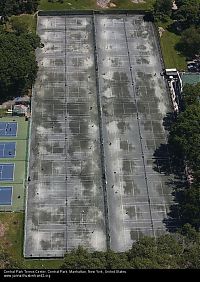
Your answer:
(0, 186), (13, 205)
(0, 122), (17, 137)
(0, 164), (14, 181)
(24, 14), (177, 257)
(0, 142), (16, 158)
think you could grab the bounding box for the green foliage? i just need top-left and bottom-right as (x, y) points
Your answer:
(39, 0), (156, 11)
(173, 0), (200, 28)
(39, 0), (97, 10)
(128, 237), (157, 260)
(157, 234), (184, 256)
(155, 0), (200, 66)
(182, 244), (200, 268)
(177, 27), (200, 57)
(179, 186), (200, 229)
(128, 235), (182, 269)
(182, 83), (200, 108)
(167, 83), (200, 231)
(61, 246), (107, 269)
(180, 223), (200, 242)
(169, 104), (200, 170)
(10, 16), (29, 34)
(47, 0), (64, 3)
(0, 0), (39, 16)
(61, 232), (200, 269)
(106, 251), (131, 269)
(61, 246), (133, 269)
(9, 15), (37, 35)
(0, 31), (40, 101)
(154, 0), (173, 21)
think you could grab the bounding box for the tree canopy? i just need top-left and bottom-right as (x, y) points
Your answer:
(173, 0), (200, 28)
(182, 83), (200, 108)
(167, 83), (200, 231)
(0, 31), (40, 102)
(154, 0), (173, 20)
(169, 103), (200, 171)
(177, 27), (200, 58)
(61, 246), (107, 269)
(61, 228), (200, 269)
(179, 186), (200, 229)
(10, 16), (29, 34)
(0, 0), (39, 16)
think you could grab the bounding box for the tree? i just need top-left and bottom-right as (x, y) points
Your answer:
(178, 224), (200, 268)
(177, 27), (200, 58)
(60, 234), (200, 269)
(179, 186), (200, 229)
(180, 223), (200, 242)
(154, 0), (173, 21)
(182, 243), (200, 268)
(106, 251), (131, 269)
(182, 83), (200, 108)
(10, 16), (29, 34)
(0, 31), (40, 102)
(0, 0), (39, 16)
(128, 237), (160, 269)
(167, 83), (200, 231)
(61, 246), (107, 269)
(127, 235), (183, 269)
(168, 104), (200, 171)
(173, 0), (200, 28)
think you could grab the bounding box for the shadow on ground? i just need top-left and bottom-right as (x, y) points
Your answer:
(153, 112), (188, 232)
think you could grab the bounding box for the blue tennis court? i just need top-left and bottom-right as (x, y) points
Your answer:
(0, 122), (17, 137)
(0, 164), (14, 181)
(0, 142), (16, 158)
(0, 187), (12, 205)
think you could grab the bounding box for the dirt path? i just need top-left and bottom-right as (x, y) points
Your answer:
(131, 0), (146, 3)
(97, 0), (111, 8)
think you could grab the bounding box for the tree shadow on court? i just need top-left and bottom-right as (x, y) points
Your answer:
(152, 112), (188, 232)
(163, 188), (186, 231)
(143, 13), (154, 23)
(162, 112), (176, 131)
(153, 143), (185, 178)
(153, 112), (184, 177)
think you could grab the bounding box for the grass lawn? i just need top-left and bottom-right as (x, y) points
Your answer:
(157, 20), (187, 70)
(0, 212), (63, 269)
(5, 14), (37, 33)
(112, 0), (155, 10)
(10, 14), (37, 33)
(39, 0), (155, 10)
(0, 109), (7, 117)
(39, 0), (97, 10)
(160, 30), (187, 70)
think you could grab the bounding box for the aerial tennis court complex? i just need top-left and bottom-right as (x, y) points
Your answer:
(24, 12), (176, 257)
